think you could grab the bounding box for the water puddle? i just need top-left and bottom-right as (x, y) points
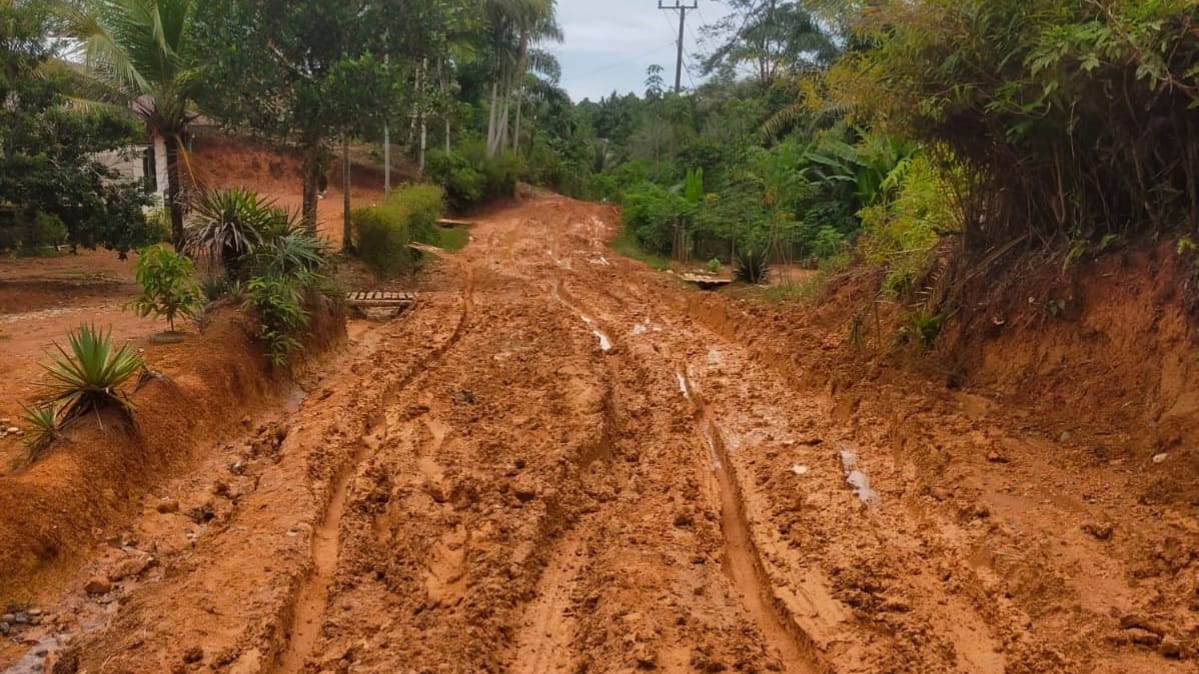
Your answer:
(676, 372), (690, 399)
(839, 449), (880, 507)
(698, 418), (723, 470)
(578, 316), (612, 352)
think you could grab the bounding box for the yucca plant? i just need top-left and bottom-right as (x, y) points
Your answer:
(21, 402), (60, 461)
(186, 189), (289, 278)
(42, 325), (145, 423)
(734, 247), (770, 284)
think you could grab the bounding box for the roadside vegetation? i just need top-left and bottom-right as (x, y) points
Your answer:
(576, 0), (1199, 352)
(5, 0), (1199, 458)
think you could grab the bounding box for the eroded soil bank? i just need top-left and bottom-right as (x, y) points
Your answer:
(1, 196), (1195, 674)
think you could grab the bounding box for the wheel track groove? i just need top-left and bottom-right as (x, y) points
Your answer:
(271, 262), (476, 673)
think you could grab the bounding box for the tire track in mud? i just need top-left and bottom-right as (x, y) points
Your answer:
(677, 368), (828, 674)
(556, 261), (826, 672)
(271, 259), (476, 673)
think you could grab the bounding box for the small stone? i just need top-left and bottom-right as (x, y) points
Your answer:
(1059, 431), (1072, 442)
(1160, 635), (1183, 658)
(0, 622), (8, 636)
(0, 614), (12, 624)
(84, 577), (111, 595)
(156, 499), (180, 514)
(109, 555), (155, 582)
(13, 613), (28, 625)
(986, 452), (1009, 464)
(0, 418), (10, 425)
(1153, 453), (1169, 464)
(5, 427), (17, 434)
(1126, 628), (1162, 647)
(512, 478), (537, 503)
(790, 464), (809, 476)
(1082, 522), (1114, 541)
(182, 646), (204, 664)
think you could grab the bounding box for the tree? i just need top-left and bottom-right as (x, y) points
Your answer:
(700, 0), (838, 89)
(193, 0), (393, 233)
(0, 0), (156, 257)
(483, 0), (562, 157)
(644, 65), (666, 100)
(77, 0), (202, 249)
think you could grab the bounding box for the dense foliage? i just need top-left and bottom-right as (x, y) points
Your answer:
(0, 0), (157, 256)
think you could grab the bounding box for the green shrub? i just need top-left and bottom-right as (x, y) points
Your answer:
(735, 247), (770, 284)
(426, 143), (523, 211)
(41, 324), (144, 423)
(243, 275), (307, 367)
(858, 155), (958, 294)
(21, 402), (60, 461)
(186, 189), (294, 279)
(352, 184), (445, 277)
(0, 210), (68, 254)
(129, 244), (202, 332)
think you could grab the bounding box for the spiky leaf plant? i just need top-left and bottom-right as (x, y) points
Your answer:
(21, 402), (60, 461)
(42, 325), (144, 422)
(186, 189), (290, 278)
(734, 247), (770, 284)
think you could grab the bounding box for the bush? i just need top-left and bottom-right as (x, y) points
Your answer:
(0, 210), (68, 254)
(243, 275), (308, 367)
(735, 247), (770, 284)
(352, 184), (444, 277)
(129, 244), (202, 332)
(858, 155), (959, 294)
(40, 324), (144, 423)
(426, 142), (523, 212)
(186, 189), (294, 279)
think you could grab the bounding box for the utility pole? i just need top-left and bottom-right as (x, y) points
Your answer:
(658, 0), (697, 94)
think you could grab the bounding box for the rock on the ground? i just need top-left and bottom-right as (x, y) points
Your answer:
(1160, 635), (1184, 658)
(84, 577), (112, 595)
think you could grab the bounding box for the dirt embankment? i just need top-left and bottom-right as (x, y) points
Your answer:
(0, 303), (344, 605)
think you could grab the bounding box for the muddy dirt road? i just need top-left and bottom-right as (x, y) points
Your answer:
(7, 196), (1196, 674)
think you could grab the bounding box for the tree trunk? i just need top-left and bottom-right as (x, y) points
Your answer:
(440, 59), (451, 156)
(487, 80), (500, 158)
(513, 87), (523, 153)
(419, 115), (428, 175)
(343, 135), (353, 253)
(301, 139), (323, 234)
(418, 59), (428, 175)
(163, 133), (186, 249)
(498, 87), (512, 151)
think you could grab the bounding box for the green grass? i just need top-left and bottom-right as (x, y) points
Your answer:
(610, 228), (669, 270)
(436, 226), (471, 252)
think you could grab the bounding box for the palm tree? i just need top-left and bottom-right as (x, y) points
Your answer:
(76, 0), (199, 249)
(484, 0), (561, 158)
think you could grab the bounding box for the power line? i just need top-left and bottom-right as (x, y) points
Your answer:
(570, 40), (677, 81)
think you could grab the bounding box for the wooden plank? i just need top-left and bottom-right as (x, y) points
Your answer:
(437, 218), (475, 228)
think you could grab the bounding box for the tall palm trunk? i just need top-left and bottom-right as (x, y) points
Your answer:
(301, 138), (323, 234)
(163, 133), (186, 248)
(486, 80), (499, 157)
(513, 87), (523, 153)
(342, 135), (353, 253)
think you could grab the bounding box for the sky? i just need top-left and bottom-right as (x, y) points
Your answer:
(551, 1), (735, 103)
